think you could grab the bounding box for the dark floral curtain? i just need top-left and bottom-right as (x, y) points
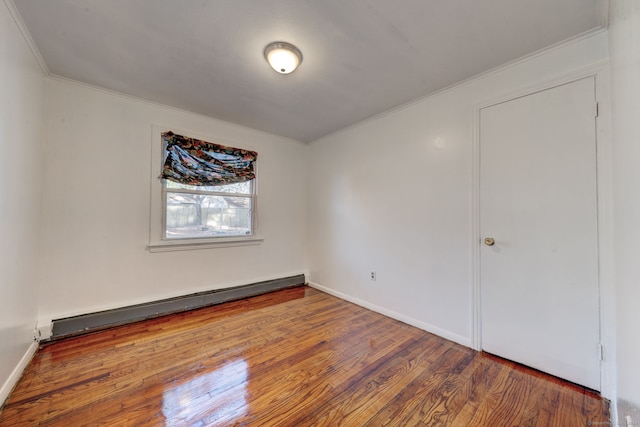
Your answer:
(161, 131), (257, 186)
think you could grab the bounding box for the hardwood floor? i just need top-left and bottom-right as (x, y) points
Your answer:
(0, 286), (609, 426)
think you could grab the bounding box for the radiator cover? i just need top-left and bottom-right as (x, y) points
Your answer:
(50, 274), (305, 339)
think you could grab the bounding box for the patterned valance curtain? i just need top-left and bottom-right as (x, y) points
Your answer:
(161, 131), (257, 186)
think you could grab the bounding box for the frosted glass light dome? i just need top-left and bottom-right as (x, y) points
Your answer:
(264, 42), (303, 74)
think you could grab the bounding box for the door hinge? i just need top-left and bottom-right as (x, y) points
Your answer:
(595, 102), (599, 118)
(598, 343), (605, 361)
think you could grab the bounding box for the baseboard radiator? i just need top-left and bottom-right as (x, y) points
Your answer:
(50, 274), (306, 340)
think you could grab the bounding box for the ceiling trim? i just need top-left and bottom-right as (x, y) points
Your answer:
(3, 0), (49, 75)
(9, 0), (607, 144)
(597, 0), (610, 28)
(46, 74), (305, 144)
(311, 27), (609, 143)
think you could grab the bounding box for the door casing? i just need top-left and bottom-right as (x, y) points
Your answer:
(470, 66), (614, 397)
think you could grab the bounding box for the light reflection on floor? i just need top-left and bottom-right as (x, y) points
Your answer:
(162, 359), (249, 425)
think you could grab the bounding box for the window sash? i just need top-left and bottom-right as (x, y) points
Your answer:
(163, 187), (253, 198)
(162, 189), (254, 240)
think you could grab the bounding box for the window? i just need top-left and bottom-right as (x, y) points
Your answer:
(164, 180), (253, 239)
(148, 127), (262, 252)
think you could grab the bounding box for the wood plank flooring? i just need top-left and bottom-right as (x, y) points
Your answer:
(0, 286), (609, 426)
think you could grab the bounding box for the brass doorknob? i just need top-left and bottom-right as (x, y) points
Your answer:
(484, 237), (495, 246)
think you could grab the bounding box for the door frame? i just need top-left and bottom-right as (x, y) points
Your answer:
(470, 64), (615, 399)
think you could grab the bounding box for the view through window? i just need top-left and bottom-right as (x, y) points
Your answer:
(164, 180), (253, 239)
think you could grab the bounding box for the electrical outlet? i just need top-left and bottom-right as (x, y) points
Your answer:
(370, 271), (376, 281)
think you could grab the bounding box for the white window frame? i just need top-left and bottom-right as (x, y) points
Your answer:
(147, 125), (263, 252)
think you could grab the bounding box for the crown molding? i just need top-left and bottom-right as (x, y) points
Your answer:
(312, 27), (608, 143)
(4, 0), (49, 75)
(597, 0), (610, 28)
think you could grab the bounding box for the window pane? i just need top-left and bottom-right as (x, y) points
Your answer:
(164, 180), (251, 194)
(165, 192), (251, 239)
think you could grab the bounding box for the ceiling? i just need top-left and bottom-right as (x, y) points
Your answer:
(13, 0), (605, 142)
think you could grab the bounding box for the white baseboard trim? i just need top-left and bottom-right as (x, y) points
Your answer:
(0, 341), (38, 408)
(308, 281), (472, 348)
(36, 320), (53, 341)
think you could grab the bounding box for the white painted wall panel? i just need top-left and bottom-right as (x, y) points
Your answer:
(609, 0), (640, 421)
(308, 32), (609, 348)
(37, 79), (308, 322)
(0, 1), (46, 402)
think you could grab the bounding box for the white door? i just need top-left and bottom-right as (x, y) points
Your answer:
(479, 77), (600, 390)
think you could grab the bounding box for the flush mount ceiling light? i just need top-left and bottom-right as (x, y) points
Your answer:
(264, 41), (303, 74)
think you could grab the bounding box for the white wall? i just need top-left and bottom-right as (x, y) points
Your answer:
(609, 0), (640, 421)
(37, 78), (307, 323)
(308, 32), (609, 348)
(2, 3), (628, 413)
(0, 1), (46, 403)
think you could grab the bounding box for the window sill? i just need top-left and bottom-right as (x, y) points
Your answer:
(147, 236), (264, 253)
